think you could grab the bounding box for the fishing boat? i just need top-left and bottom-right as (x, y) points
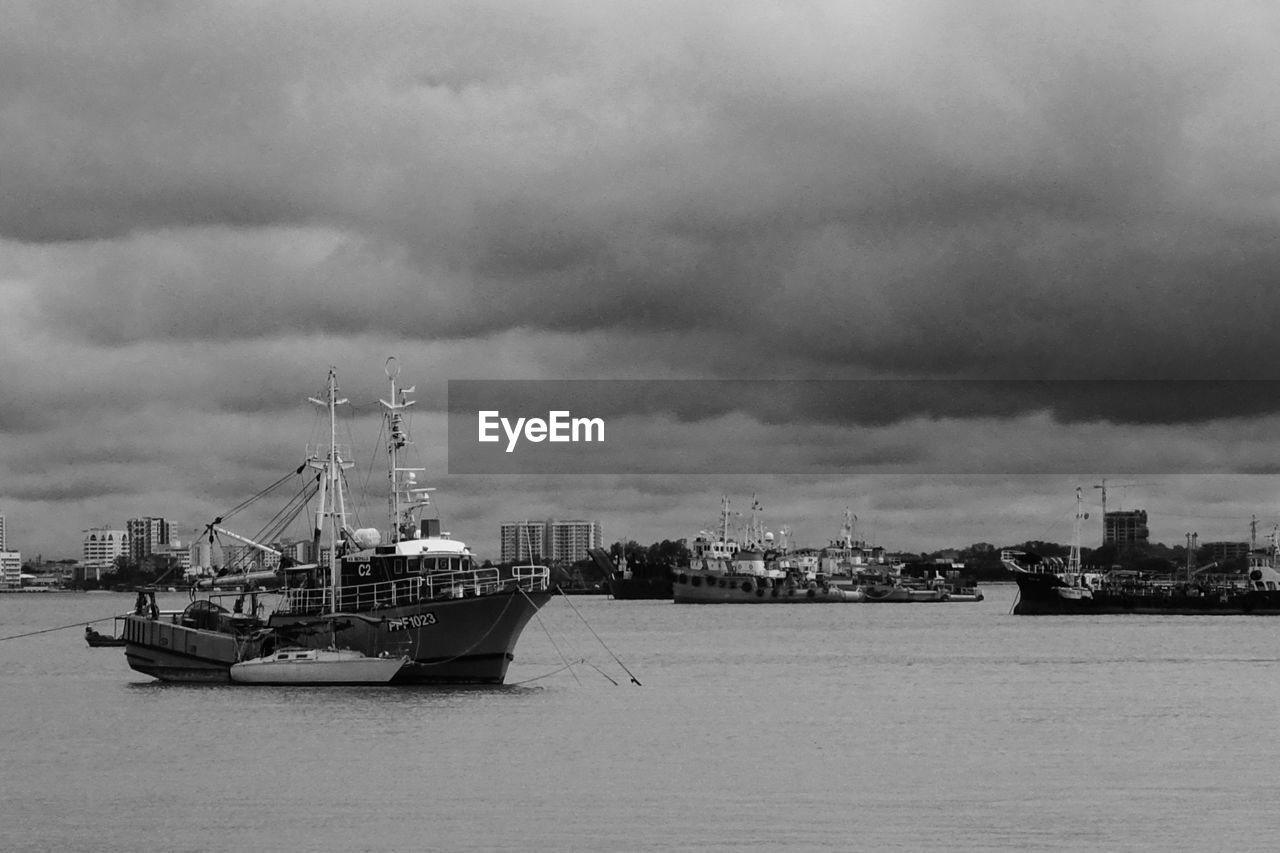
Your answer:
(229, 647), (407, 685)
(1007, 488), (1280, 615)
(671, 497), (863, 603)
(122, 360), (553, 683)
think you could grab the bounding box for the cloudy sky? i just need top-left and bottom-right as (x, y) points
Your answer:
(4, 0), (1280, 562)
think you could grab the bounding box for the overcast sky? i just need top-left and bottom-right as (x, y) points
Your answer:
(5, 1), (1280, 562)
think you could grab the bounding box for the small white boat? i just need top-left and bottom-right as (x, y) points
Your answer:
(230, 647), (407, 685)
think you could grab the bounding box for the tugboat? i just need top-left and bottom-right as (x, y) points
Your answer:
(1007, 488), (1280, 615)
(122, 360), (553, 683)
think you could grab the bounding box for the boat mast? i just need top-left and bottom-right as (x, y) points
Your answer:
(308, 367), (351, 614)
(380, 357), (427, 544)
(1069, 486), (1085, 583)
(720, 495), (731, 544)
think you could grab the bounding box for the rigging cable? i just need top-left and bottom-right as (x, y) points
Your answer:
(554, 585), (642, 686)
(519, 586), (582, 686)
(0, 616), (118, 643)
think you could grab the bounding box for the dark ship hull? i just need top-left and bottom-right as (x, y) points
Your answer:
(1012, 571), (1280, 615)
(124, 585), (553, 684)
(606, 575), (673, 600)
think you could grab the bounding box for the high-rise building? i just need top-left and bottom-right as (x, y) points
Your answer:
(546, 519), (603, 563)
(0, 513), (6, 551)
(127, 517), (180, 562)
(1104, 510), (1149, 549)
(500, 519), (602, 564)
(500, 521), (547, 563)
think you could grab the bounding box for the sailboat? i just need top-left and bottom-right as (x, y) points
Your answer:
(229, 647), (406, 684)
(122, 360), (553, 684)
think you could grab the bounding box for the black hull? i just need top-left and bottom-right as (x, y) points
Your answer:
(86, 634), (127, 647)
(123, 588), (552, 684)
(607, 577), (673, 600)
(1013, 572), (1280, 615)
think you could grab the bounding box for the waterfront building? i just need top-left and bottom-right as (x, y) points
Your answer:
(83, 528), (129, 571)
(277, 539), (312, 564)
(144, 542), (191, 578)
(500, 519), (603, 564)
(127, 516), (182, 563)
(1204, 541), (1250, 562)
(0, 513), (6, 551)
(0, 551), (20, 589)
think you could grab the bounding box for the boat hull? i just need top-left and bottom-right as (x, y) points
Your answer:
(274, 589), (553, 685)
(230, 650), (406, 685)
(123, 588), (552, 684)
(122, 614), (262, 682)
(1013, 572), (1280, 615)
(672, 572), (861, 603)
(607, 576), (674, 600)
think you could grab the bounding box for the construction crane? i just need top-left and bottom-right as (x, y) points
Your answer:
(1092, 479), (1162, 515)
(1092, 479), (1161, 542)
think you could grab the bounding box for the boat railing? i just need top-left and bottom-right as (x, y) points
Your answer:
(511, 564), (551, 592)
(273, 565), (550, 615)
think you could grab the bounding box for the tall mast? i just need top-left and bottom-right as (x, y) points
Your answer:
(1069, 486), (1085, 580)
(307, 367), (351, 613)
(380, 357), (429, 543)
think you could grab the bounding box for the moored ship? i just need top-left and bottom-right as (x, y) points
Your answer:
(1006, 488), (1280, 615)
(590, 549), (673, 600)
(672, 497), (863, 603)
(122, 360), (552, 684)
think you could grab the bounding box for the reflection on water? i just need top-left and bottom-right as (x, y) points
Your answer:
(2, 586), (1279, 852)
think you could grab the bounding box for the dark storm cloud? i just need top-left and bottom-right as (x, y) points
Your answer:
(5, 1), (1280, 558)
(4, 0), (1276, 382)
(448, 379), (1280, 431)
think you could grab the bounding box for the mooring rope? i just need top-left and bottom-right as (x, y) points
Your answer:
(520, 586), (582, 686)
(0, 615), (118, 643)
(507, 657), (586, 686)
(554, 585), (641, 686)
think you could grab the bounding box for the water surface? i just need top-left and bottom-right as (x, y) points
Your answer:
(2, 586), (1276, 852)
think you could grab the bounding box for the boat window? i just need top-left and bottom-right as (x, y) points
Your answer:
(392, 558), (406, 576)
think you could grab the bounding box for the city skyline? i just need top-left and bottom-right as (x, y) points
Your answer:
(5, 4), (1280, 562)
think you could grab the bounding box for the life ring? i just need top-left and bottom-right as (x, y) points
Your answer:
(741, 581), (752, 593)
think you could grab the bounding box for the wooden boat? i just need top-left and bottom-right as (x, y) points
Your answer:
(230, 647), (407, 684)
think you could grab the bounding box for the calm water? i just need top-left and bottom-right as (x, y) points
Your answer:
(2, 585), (1278, 852)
